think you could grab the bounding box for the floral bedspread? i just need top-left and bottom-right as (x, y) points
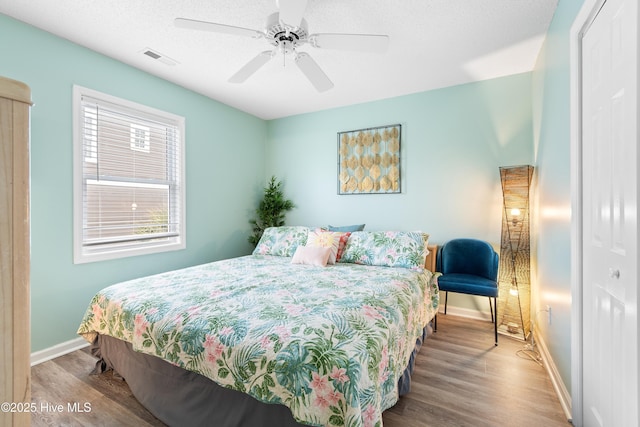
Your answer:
(78, 255), (439, 427)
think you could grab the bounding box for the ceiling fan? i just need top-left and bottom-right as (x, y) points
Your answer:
(175, 0), (390, 92)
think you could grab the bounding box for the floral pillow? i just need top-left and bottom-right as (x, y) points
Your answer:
(306, 229), (351, 264)
(252, 226), (309, 257)
(421, 232), (431, 256)
(339, 231), (427, 269)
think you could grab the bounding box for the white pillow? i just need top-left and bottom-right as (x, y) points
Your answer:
(306, 229), (351, 264)
(291, 246), (332, 267)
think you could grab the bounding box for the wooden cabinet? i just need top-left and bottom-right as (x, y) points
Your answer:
(0, 76), (32, 427)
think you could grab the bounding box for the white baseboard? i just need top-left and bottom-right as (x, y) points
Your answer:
(438, 305), (493, 322)
(31, 337), (89, 366)
(533, 328), (572, 422)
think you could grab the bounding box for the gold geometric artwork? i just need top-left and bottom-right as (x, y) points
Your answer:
(337, 124), (401, 194)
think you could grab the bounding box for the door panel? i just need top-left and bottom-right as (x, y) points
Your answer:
(581, 0), (638, 425)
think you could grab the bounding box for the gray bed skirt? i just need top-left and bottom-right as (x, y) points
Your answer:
(90, 324), (431, 427)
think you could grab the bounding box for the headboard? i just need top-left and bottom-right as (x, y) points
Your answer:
(425, 244), (437, 272)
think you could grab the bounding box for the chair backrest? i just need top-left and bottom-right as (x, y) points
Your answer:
(436, 238), (499, 281)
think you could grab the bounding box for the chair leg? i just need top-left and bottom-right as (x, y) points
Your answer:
(444, 291), (448, 315)
(434, 314), (437, 332)
(488, 297), (494, 323)
(494, 296), (498, 346)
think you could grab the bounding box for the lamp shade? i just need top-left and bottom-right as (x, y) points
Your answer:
(497, 165), (533, 340)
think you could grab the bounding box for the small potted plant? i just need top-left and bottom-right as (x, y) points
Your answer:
(248, 176), (295, 247)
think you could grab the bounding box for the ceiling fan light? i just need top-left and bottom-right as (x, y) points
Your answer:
(176, 0), (388, 91)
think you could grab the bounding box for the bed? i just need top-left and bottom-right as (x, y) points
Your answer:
(78, 227), (440, 427)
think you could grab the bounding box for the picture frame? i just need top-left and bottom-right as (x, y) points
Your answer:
(337, 124), (401, 195)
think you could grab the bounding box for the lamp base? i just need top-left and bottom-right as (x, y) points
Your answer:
(497, 323), (530, 341)
(507, 322), (519, 334)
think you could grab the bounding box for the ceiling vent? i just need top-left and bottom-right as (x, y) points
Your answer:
(140, 48), (179, 66)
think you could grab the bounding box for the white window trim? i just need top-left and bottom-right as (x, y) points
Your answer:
(72, 85), (186, 264)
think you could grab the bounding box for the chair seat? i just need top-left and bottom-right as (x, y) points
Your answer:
(437, 273), (498, 298)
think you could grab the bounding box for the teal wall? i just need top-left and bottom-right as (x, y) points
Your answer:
(0, 14), (267, 352)
(531, 0), (585, 397)
(266, 73), (535, 313)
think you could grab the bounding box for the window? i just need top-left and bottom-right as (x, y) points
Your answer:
(130, 123), (150, 153)
(73, 86), (185, 263)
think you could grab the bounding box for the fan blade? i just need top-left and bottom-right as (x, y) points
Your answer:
(228, 51), (273, 83)
(175, 18), (263, 38)
(310, 33), (390, 53)
(295, 52), (334, 92)
(276, 0), (308, 28)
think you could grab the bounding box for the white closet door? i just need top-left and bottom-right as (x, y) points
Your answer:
(581, 0), (638, 425)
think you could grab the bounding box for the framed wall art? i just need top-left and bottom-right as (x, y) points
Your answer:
(337, 124), (401, 195)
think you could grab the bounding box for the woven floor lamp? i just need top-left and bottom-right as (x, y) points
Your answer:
(497, 165), (534, 340)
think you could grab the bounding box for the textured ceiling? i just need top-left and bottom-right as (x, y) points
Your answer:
(0, 0), (558, 119)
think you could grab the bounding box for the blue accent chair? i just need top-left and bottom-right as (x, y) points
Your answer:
(435, 238), (499, 345)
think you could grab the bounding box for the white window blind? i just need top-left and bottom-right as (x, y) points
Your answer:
(73, 86), (185, 263)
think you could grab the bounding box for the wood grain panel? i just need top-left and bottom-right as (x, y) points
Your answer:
(0, 76), (31, 427)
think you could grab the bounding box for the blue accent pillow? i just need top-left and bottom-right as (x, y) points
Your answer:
(327, 224), (365, 232)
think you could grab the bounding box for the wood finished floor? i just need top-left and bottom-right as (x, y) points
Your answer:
(31, 315), (570, 427)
